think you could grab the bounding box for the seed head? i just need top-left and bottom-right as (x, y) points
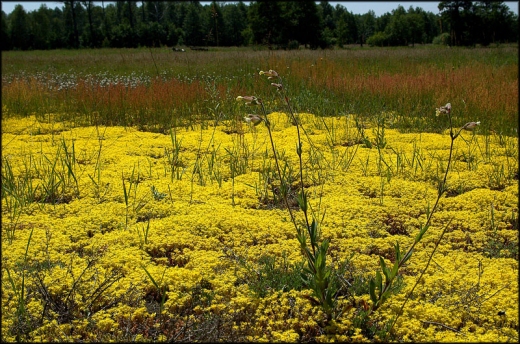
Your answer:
(436, 102), (451, 116)
(462, 121), (480, 131)
(259, 70), (279, 79)
(271, 83), (283, 90)
(244, 114), (263, 126)
(236, 95), (261, 105)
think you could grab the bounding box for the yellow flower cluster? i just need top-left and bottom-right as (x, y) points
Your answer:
(1, 113), (517, 342)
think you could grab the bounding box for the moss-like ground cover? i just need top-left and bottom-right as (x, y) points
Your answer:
(2, 110), (517, 342)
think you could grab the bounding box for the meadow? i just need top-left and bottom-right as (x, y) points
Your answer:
(1, 45), (518, 342)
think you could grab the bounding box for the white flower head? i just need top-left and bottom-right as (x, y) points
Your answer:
(236, 95), (261, 106)
(436, 102), (451, 116)
(259, 70), (279, 79)
(271, 83), (283, 90)
(244, 114), (263, 126)
(462, 121), (480, 131)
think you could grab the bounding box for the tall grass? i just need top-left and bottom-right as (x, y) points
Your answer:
(2, 45), (518, 135)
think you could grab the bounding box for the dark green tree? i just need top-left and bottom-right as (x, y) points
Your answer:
(81, 1), (102, 47)
(127, 1), (136, 29)
(207, 1), (224, 46)
(148, 21), (167, 46)
(136, 1), (170, 47)
(317, 1), (336, 47)
(139, 0), (145, 22)
(334, 5), (347, 47)
(406, 6), (426, 46)
(183, 1), (205, 46)
(63, 0), (81, 48)
(9, 4), (31, 50)
(115, 0), (123, 25)
(438, 1), (473, 46)
(281, 0), (322, 49)
(108, 2), (136, 48)
(1, 10), (10, 50)
(110, 22), (135, 47)
(356, 10), (376, 46)
(248, 1), (283, 47)
(164, 22), (179, 46)
(3, 0), (513, 50)
(222, 2), (248, 46)
(99, 1), (110, 46)
(384, 5), (409, 45)
(48, 7), (66, 49)
(29, 5), (53, 50)
(473, 1), (518, 45)
(112, 1), (137, 47)
(421, 10), (441, 43)
(334, 5), (356, 47)
(145, 1), (167, 23)
(375, 11), (392, 32)
(167, 1), (188, 29)
(319, 1), (335, 32)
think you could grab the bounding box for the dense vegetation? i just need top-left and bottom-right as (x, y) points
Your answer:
(2, 45), (518, 136)
(1, 45), (518, 342)
(1, 1), (518, 51)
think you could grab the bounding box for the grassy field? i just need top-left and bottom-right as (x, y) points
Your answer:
(2, 45), (518, 134)
(1, 46), (518, 342)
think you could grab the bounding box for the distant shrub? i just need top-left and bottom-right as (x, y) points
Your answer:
(367, 32), (389, 47)
(101, 37), (110, 48)
(432, 32), (450, 45)
(287, 40), (300, 50)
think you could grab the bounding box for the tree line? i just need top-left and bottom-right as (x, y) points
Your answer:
(1, 1), (518, 51)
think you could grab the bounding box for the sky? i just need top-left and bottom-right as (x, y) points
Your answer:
(1, 1), (519, 17)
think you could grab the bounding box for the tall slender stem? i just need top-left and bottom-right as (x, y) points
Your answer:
(259, 102), (298, 231)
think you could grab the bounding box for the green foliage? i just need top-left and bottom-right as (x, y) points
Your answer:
(367, 102), (485, 338)
(439, 1), (518, 46)
(136, 218), (151, 250)
(432, 32), (450, 45)
(2, 1), (517, 50)
(236, 254), (305, 298)
(237, 69), (346, 323)
(281, 1), (322, 49)
(483, 203), (519, 259)
(287, 40), (300, 50)
(8, 5), (31, 50)
(5, 228), (34, 341)
(367, 31), (389, 47)
(142, 265), (168, 315)
(150, 185), (166, 201)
